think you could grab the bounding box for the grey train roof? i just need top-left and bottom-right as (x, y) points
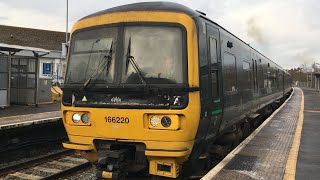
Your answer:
(81, 2), (200, 20)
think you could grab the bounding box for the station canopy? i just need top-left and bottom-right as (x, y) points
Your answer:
(0, 42), (50, 53)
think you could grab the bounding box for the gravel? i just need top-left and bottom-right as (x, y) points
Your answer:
(61, 165), (97, 180)
(0, 143), (65, 168)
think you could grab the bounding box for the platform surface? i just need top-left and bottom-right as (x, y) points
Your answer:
(296, 88), (320, 180)
(0, 102), (60, 118)
(203, 87), (306, 180)
(0, 102), (61, 129)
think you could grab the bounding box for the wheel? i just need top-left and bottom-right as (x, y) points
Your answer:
(241, 122), (251, 140)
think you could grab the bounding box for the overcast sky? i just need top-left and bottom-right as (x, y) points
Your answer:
(0, 0), (319, 69)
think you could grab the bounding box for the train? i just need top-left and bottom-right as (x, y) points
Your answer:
(61, 2), (292, 179)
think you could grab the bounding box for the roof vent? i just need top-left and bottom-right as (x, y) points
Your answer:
(196, 10), (206, 16)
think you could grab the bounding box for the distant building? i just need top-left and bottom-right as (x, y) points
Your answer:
(0, 25), (68, 107)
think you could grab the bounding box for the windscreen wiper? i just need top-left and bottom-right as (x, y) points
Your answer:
(84, 39), (100, 76)
(125, 37), (149, 88)
(83, 40), (113, 88)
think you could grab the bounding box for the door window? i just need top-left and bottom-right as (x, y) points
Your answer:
(243, 60), (251, 88)
(209, 37), (219, 99)
(209, 37), (218, 69)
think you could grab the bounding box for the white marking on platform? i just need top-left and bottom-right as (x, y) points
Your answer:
(304, 110), (320, 113)
(236, 170), (263, 179)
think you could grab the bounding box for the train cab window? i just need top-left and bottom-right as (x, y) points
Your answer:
(66, 27), (118, 85)
(223, 53), (237, 93)
(122, 26), (184, 84)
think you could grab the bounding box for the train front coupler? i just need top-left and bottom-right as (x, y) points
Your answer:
(97, 148), (134, 179)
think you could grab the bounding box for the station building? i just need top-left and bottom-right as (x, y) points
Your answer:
(0, 25), (67, 107)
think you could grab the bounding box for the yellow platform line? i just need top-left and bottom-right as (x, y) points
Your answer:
(283, 88), (304, 180)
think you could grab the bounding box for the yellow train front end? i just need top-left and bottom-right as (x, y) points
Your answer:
(61, 8), (200, 179)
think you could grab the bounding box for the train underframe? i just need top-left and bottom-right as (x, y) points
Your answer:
(77, 140), (185, 179)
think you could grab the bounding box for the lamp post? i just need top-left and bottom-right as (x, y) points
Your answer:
(66, 0), (68, 44)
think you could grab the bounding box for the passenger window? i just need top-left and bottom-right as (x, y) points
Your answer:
(223, 53), (237, 93)
(243, 61), (250, 70)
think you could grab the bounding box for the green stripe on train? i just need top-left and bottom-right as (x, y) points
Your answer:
(211, 109), (222, 116)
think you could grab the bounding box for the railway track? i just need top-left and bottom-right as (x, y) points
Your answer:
(0, 149), (91, 179)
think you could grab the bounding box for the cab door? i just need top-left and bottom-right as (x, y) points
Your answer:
(205, 25), (223, 138)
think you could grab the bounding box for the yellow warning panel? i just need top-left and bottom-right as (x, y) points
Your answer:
(51, 86), (62, 101)
(149, 157), (179, 178)
(102, 171), (113, 179)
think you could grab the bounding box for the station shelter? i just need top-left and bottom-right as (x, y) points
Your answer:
(0, 25), (67, 107)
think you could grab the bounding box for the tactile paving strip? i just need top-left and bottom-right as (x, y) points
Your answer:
(212, 88), (302, 180)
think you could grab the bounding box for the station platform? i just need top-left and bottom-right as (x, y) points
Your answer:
(0, 102), (61, 130)
(202, 87), (320, 180)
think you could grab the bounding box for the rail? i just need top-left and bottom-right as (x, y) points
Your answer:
(0, 149), (91, 179)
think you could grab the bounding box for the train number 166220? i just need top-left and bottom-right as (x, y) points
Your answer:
(105, 116), (129, 124)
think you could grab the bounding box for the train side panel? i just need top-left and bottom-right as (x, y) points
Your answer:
(196, 16), (291, 140)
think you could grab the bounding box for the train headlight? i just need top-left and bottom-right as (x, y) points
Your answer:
(81, 113), (90, 124)
(148, 115), (179, 130)
(150, 116), (161, 127)
(72, 113), (81, 123)
(161, 116), (172, 128)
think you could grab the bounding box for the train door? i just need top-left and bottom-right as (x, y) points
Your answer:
(282, 72), (285, 94)
(251, 52), (259, 96)
(205, 25), (223, 138)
